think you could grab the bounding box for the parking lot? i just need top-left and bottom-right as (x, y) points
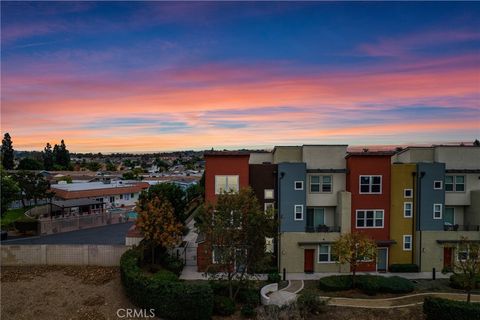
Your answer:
(3, 222), (134, 245)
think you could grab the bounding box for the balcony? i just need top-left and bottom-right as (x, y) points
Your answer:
(305, 225), (341, 233)
(443, 224), (480, 232)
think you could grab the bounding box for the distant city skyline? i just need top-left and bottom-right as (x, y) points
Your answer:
(2, 2), (479, 152)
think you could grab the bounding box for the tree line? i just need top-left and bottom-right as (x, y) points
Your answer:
(1, 133), (71, 171)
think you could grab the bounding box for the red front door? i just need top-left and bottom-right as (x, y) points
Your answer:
(444, 247), (453, 268)
(304, 249), (314, 273)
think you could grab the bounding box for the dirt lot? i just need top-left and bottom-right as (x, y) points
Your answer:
(1, 266), (426, 320)
(1, 266), (137, 320)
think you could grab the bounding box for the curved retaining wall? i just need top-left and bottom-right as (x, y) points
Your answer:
(260, 283), (278, 305)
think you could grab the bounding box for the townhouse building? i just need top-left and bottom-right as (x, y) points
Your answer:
(248, 152), (278, 254)
(199, 144), (479, 274)
(276, 145), (351, 273)
(389, 163), (416, 266)
(346, 151), (395, 272)
(392, 146), (480, 272)
(197, 151), (250, 271)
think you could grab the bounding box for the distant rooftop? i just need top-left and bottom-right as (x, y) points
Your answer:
(52, 181), (142, 191)
(204, 151), (251, 156)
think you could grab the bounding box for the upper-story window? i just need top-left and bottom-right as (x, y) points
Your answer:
(294, 205), (304, 220)
(356, 210), (384, 228)
(404, 189), (413, 198)
(264, 189), (274, 199)
(433, 203), (443, 219)
(215, 175), (239, 194)
(433, 181), (443, 190)
(124, 193), (130, 200)
(445, 175), (465, 192)
(359, 175), (382, 194)
(404, 202), (412, 218)
(310, 175), (332, 193)
(294, 181), (304, 190)
(264, 202), (274, 214)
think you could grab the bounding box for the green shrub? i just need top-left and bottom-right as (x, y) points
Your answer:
(120, 249), (213, 320)
(13, 217), (38, 234)
(237, 288), (260, 306)
(318, 275), (352, 291)
(241, 304), (256, 318)
(389, 264), (419, 273)
(150, 269), (179, 282)
(297, 291), (326, 314)
(356, 275), (381, 295)
(213, 295), (236, 316)
(209, 280), (232, 296)
(423, 296), (480, 320)
(268, 272), (281, 283)
(318, 275), (413, 295)
(450, 274), (480, 290)
(380, 276), (415, 293)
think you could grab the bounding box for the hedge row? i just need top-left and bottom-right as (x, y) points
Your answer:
(120, 249), (213, 320)
(423, 297), (480, 320)
(318, 275), (414, 295)
(389, 264), (419, 273)
(450, 274), (480, 290)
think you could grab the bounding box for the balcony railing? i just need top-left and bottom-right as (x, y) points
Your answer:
(443, 224), (480, 232)
(306, 225), (341, 233)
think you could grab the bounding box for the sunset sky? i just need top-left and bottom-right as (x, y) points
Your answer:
(1, 2), (479, 152)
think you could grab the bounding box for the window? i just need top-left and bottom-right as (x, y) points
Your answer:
(212, 247), (222, 264)
(124, 194), (130, 200)
(264, 189), (274, 199)
(445, 175), (465, 192)
(264, 202), (274, 214)
(403, 235), (412, 251)
(404, 202), (412, 218)
(457, 248), (468, 262)
(356, 210), (384, 228)
(306, 208), (325, 230)
(433, 204), (442, 219)
(294, 181), (304, 190)
(131, 193), (134, 198)
(359, 175), (382, 194)
(265, 237), (274, 253)
(404, 189), (413, 198)
(120, 194), (123, 200)
(109, 196), (115, 203)
(434, 181), (443, 190)
(215, 175), (239, 194)
(310, 175), (332, 193)
(444, 207), (455, 225)
(294, 205), (303, 220)
(318, 244), (337, 263)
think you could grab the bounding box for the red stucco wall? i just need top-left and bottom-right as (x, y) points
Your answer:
(347, 154), (392, 271)
(204, 154), (250, 204)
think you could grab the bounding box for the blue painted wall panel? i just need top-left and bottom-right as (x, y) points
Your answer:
(278, 162), (307, 232)
(416, 162), (446, 231)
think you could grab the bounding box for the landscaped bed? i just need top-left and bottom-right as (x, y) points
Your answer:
(1, 265), (445, 320)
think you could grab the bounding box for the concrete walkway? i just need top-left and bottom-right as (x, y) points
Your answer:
(180, 219), (203, 280)
(322, 292), (480, 309)
(267, 280), (304, 306)
(286, 271), (451, 280)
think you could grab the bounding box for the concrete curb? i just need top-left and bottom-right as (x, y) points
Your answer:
(321, 292), (480, 309)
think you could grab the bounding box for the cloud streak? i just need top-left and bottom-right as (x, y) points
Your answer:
(2, 2), (479, 152)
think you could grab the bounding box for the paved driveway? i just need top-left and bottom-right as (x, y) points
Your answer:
(3, 222), (134, 245)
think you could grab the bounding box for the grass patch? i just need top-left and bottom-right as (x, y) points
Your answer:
(1, 207), (31, 230)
